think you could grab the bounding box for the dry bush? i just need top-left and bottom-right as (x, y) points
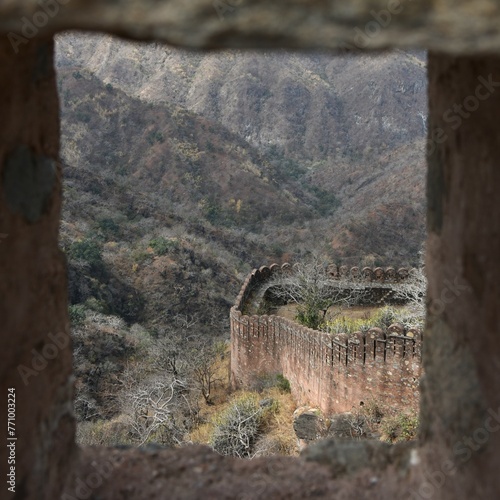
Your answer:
(210, 393), (264, 458)
(76, 416), (133, 447)
(346, 399), (419, 443)
(252, 433), (296, 457)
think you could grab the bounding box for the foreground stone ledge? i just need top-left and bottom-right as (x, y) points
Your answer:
(65, 442), (419, 499)
(2, 0), (500, 54)
(302, 438), (416, 478)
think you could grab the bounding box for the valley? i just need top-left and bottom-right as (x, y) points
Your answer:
(56, 33), (427, 453)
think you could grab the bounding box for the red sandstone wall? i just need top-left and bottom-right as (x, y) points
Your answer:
(230, 265), (422, 415)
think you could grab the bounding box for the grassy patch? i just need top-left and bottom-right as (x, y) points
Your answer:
(348, 399), (419, 443)
(380, 411), (419, 443)
(189, 356), (297, 457)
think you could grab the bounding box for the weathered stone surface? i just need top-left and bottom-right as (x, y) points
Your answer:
(1, 0), (500, 498)
(1, 0), (500, 54)
(421, 52), (500, 499)
(64, 444), (419, 499)
(293, 407), (329, 441)
(0, 37), (75, 499)
(302, 438), (415, 478)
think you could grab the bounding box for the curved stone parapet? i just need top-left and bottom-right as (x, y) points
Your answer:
(231, 264), (424, 415)
(362, 267), (374, 281)
(388, 323), (405, 335)
(269, 263), (279, 273)
(398, 268), (410, 280)
(385, 267), (396, 281)
(350, 266), (360, 280)
(374, 267), (385, 281)
(407, 327), (421, 339)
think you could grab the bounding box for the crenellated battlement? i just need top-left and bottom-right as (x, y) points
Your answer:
(230, 264), (423, 415)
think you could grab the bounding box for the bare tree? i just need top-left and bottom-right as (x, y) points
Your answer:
(121, 374), (191, 446)
(189, 340), (226, 405)
(147, 324), (226, 406)
(268, 258), (370, 329)
(74, 385), (101, 421)
(149, 332), (191, 376)
(173, 313), (199, 330)
(391, 266), (427, 321)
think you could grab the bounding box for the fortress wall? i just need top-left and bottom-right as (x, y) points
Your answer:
(230, 265), (423, 415)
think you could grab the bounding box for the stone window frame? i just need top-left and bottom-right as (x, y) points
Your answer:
(1, 4), (500, 498)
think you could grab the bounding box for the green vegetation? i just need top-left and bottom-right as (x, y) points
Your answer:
(266, 145), (307, 182)
(380, 411), (419, 443)
(204, 199), (225, 226)
(147, 130), (165, 145)
(149, 237), (178, 256)
(324, 316), (371, 335)
(373, 306), (398, 329)
(201, 198), (253, 229)
(276, 374), (291, 393)
(308, 186), (340, 216)
(296, 307), (324, 330)
(84, 297), (108, 314)
(69, 304), (86, 326)
(323, 306), (424, 335)
(68, 239), (103, 269)
(97, 217), (121, 240)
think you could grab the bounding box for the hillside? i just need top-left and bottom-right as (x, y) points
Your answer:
(58, 69), (300, 330)
(57, 34), (427, 164)
(55, 34), (427, 445)
(56, 33), (427, 266)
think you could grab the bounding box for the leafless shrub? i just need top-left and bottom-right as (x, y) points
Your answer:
(121, 374), (192, 447)
(211, 396), (264, 458)
(268, 257), (371, 329)
(391, 266), (426, 321)
(189, 339), (226, 405)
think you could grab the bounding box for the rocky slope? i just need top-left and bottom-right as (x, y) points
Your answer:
(57, 34), (427, 164)
(56, 33), (427, 266)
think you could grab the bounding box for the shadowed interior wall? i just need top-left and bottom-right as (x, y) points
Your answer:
(420, 53), (500, 499)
